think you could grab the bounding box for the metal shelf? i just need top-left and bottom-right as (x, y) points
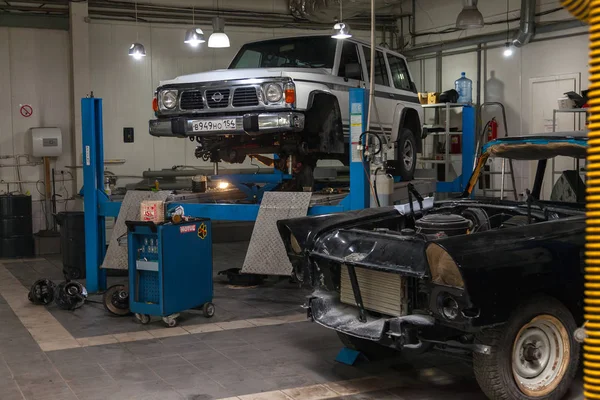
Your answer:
(422, 103), (469, 109)
(418, 154), (462, 165)
(554, 108), (588, 113)
(429, 131), (463, 136)
(421, 103), (468, 181)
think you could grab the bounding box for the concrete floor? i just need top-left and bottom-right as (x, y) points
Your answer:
(0, 242), (585, 400)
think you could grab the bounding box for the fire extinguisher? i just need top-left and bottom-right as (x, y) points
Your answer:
(487, 117), (498, 142)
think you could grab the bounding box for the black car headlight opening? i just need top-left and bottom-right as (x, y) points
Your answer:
(425, 243), (465, 288)
(439, 295), (459, 320)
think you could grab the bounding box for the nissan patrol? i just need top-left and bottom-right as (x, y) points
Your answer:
(149, 35), (424, 188)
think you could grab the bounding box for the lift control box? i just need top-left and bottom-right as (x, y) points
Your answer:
(126, 219), (213, 326)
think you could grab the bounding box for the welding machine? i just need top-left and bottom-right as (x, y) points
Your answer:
(126, 218), (214, 327)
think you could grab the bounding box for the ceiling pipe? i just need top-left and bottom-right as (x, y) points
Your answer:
(403, 18), (585, 57)
(513, 0), (536, 47)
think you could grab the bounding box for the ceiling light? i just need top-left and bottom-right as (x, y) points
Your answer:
(503, 42), (513, 57)
(128, 2), (146, 60)
(332, 22), (352, 39)
(185, 28), (205, 47)
(185, 7), (205, 47)
(331, 0), (352, 39)
(208, 17), (230, 48)
(128, 43), (146, 59)
(456, 0), (484, 30)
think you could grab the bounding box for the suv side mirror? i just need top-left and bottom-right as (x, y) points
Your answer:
(344, 63), (362, 80)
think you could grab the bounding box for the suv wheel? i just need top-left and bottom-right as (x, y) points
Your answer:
(396, 128), (417, 181)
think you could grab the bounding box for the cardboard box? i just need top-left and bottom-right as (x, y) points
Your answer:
(418, 92), (429, 105)
(428, 92), (440, 104)
(140, 200), (165, 223)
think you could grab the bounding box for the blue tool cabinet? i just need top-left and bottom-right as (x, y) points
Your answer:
(126, 219), (214, 327)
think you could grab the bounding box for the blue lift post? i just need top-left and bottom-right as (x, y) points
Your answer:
(81, 89), (370, 292)
(82, 97), (109, 293)
(436, 105), (476, 194)
(348, 88), (370, 210)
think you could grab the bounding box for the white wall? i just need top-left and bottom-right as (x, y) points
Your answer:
(0, 27), (74, 232)
(409, 0), (589, 198)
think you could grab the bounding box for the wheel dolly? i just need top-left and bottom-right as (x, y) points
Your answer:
(126, 218), (214, 327)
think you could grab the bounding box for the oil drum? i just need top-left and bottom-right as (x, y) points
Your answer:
(0, 194), (34, 258)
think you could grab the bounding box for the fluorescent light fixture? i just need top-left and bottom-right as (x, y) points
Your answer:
(503, 42), (513, 57)
(128, 42), (146, 59)
(332, 22), (352, 39)
(185, 28), (205, 47)
(456, 0), (484, 30)
(208, 17), (230, 48)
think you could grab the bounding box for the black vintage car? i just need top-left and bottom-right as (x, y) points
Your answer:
(277, 136), (586, 400)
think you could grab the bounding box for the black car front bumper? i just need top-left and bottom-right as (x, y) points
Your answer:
(308, 291), (434, 347)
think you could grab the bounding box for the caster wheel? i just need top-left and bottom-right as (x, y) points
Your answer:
(162, 317), (178, 327)
(135, 313), (151, 324)
(203, 302), (215, 318)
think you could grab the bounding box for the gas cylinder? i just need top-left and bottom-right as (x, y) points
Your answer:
(371, 172), (394, 208)
(487, 118), (498, 142)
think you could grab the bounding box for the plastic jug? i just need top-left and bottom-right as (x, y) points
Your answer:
(454, 72), (472, 104)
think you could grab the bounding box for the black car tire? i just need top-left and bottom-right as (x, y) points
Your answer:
(396, 128), (417, 181)
(473, 296), (579, 400)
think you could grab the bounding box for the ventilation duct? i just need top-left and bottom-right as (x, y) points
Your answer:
(289, 0), (401, 23)
(513, 0), (536, 47)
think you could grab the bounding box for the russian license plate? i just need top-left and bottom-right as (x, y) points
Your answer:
(191, 118), (236, 132)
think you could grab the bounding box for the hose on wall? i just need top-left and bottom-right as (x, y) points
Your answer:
(562, 0), (590, 22)
(561, 0), (593, 397)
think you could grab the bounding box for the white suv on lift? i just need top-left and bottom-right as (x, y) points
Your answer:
(149, 35), (424, 188)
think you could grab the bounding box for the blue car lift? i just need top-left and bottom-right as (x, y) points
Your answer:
(82, 88), (370, 293)
(436, 105), (476, 194)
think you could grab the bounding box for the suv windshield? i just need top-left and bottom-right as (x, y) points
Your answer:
(229, 36), (336, 69)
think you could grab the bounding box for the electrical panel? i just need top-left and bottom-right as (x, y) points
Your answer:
(124, 127), (134, 143)
(31, 127), (63, 157)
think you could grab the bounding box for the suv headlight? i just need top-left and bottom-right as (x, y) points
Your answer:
(160, 90), (178, 110)
(425, 243), (464, 288)
(263, 83), (283, 103)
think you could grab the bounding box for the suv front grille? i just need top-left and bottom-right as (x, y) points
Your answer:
(206, 89), (230, 108)
(232, 87), (259, 107)
(180, 91), (204, 110)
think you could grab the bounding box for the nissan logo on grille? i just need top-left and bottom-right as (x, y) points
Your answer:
(211, 92), (224, 103)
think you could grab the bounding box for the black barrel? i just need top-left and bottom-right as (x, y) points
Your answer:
(56, 212), (86, 279)
(0, 195), (34, 258)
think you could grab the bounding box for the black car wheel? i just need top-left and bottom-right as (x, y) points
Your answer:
(473, 296), (579, 400)
(396, 128), (417, 181)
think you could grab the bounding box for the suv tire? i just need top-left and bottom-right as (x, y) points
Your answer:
(396, 128), (417, 181)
